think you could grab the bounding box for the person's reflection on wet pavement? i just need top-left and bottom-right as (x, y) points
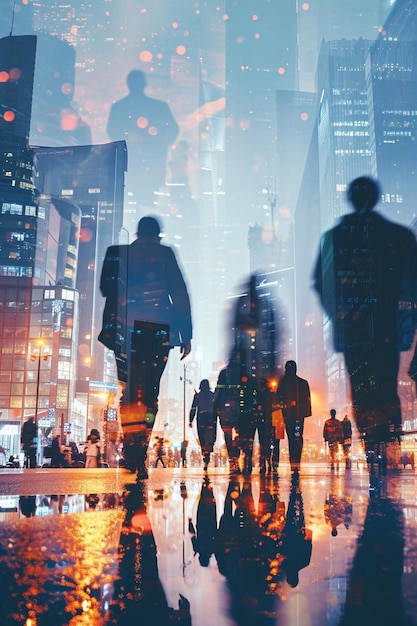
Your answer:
(324, 473), (353, 537)
(189, 477), (217, 567)
(339, 477), (409, 626)
(19, 495), (37, 518)
(105, 483), (191, 625)
(215, 476), (313, 625)
(215, 479), (280, 625)
(281, 473), (313, 588)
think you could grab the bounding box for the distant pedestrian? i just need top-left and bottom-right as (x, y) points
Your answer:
(276, 361), (312, 473)
(181, 440), (188, 468)
(189, 379), (216, 472)
(21, 416), (37, 468)
(323, 409), (343, 468)
(342, 415), (353, 469)
(84, 429), (101, 468)
(154, 436), (166, 468)
(50, 435), (64, 468)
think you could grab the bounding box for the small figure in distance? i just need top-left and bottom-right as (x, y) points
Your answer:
(153, 436), (166, 468)
(342, 415), (353, 469)
(21, 416), (37, 469)
(313, 176), (417, 469)
(84, 429), (101, 468)
(276, 360), (312, 473)
(189, 379), (216, 472)
(323, 409), (344, 470)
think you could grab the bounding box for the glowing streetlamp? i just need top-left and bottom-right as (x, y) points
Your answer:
(30, 338), (51, 464)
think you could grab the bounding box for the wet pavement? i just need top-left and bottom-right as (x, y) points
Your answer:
(0, 464), (416, 626)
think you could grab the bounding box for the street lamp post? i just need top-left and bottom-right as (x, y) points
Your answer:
(30, 339), (51, 466)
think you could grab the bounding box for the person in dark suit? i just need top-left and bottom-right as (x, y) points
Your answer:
(99, 215), (192, 479)
(21, 416), (37, 468)
(276, 360), (312, 472)
(313, 176), (417, 463)
(107, 69), (179, 210)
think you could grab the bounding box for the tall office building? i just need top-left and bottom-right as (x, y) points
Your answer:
(0, 35), (83, 458)
(224, 0), (298, 288)
(368, 40), (417, 225)
(33, 142), (127, 397)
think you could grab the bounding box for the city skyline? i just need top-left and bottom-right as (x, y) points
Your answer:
(1, 1), (417, 461)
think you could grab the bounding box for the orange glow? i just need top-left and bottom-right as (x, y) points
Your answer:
(176, 45), (186, 56)
(9, 67), (21, 80)
(302, 2), (310, 10)
(137, 116), (149, 129)
(278, 67), (285, 75)
(255, 33), (260, 39)
(182, 97), (226, 132)
(3, 110), (15, 122)
(0, 71), (9, 82)
(252, 15), (258, 21)
(301, 112), (309, 121)
(172, 22), (179, 29)
(139, 50), (153, 62)
(61, 82), (73, 96)
(60, 110), (78, 131)
(239, 118), (251, 131)
(279, 205), (292, 219)
(78, 227), (93, 243)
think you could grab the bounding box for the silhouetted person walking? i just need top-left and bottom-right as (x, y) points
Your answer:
(99, 216), (192, 479)
(189, 379), (216, 472)
(21, 416), (37, 468)
(323, 409), (343, 469)
(153, 436), (166, 468)
(276, 361), (312, 472)
(342, 415), (353, 469)
(107, 69), (179, 211)
(213, 360), (242, 475)
(313, 176), (417, 463)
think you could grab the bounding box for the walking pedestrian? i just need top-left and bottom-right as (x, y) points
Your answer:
(276, 361), (312, 473)
(189, 379), (216, 472)
(323, 409), (343, 468)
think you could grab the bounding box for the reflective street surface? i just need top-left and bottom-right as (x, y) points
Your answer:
(0, 464), (417, 626)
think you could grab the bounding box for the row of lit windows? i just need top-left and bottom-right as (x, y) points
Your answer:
(0, 361), (72, 382)
(62, 188), (101, 195)
(382, 194), (403, 203)
(333, 121), (369, 127)
(383, 110), (417, 116)
(334, 131), (370, 136)
(1, 203), (37, 216)
(383, 131), (412, 137)
(335, 149), (372, 155)
(1, 386), (69, 409)
(0, 266), (32, 277)
(42, 289), (75, 302)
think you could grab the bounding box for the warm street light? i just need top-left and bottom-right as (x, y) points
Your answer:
(30, 338), (52, 465)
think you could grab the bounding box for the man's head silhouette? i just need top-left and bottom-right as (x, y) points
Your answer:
(347, 176), (380, 212)
(127, 69), (147, 95)
(285, 360), (297, 375)
(136, 216), (161, 239)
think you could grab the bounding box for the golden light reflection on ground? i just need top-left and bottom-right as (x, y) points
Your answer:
(0, 509), (124, 625)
